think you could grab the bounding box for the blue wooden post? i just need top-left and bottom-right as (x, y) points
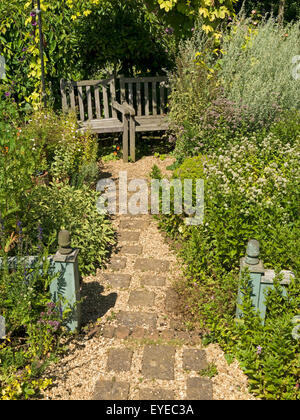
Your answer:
(258, 269), (293, 322)
(236, 240), (293, 324)
(236, 239), (265, 320)
(50, 230), (81, 332)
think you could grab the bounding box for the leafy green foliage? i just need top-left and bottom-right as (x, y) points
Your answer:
(76, 0), (173, 78)
(146, 0), (237, 37)
(0, 97), (38, 235)
(23, 183), (115, 276)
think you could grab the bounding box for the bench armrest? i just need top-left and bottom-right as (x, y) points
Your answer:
(112, 101), (135, 116)
(112, 101), (135, 115)
(122, 101), (135, 116)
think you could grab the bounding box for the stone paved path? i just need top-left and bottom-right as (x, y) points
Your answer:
(42, 157), (255, 400)
(90, 177), (214, 401)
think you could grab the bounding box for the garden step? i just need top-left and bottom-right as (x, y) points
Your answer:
(119, 219), (149, 230)
(106, 257), (127, 271)
(93, 380), (130, 400)
(140, 274), (166, 287)
(118, 231), (141, 243)
(116, 311), (157, 329)
(186, 377), (213, 400)
(141, 345), (175, 380)
(134, 258), (170, 272)
(182, 349), (209, 371)
(102, 273), (132, 288)
(128, 290), (156, 307)
(119, 245), (143, 255)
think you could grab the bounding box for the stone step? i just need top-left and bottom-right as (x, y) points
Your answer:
(93, 380), (129, 400)
(142, 345), (175, 380)
(100, 325), (202, 345)
(119, 245), (143, 255)
(119, 219), (149, 230)
(105, 257), (127, 271)
(128, 290), (156, 307)
(118, 231), (141, 243)
(140, 274), (166, 287)
(116, 311), (157, 329)
(102, 273), (132, 288)
(134, 258), (170, 272)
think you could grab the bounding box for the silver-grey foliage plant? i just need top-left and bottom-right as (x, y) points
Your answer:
(219, 17), (300, 126)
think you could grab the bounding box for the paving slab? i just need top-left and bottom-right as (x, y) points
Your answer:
(107, 348), (133, 372)
(138, 388), (175, 400)
(165, 288), (180, 312)
(120, 245), (143, 255)
(102, 273), (131, 288)
(134, 258), (170, 273)
(117, 311), (157, 329)
(118, 231), (140, 242)
(141, 274), (166, 287)
(142, 345), (175, 380)
(182, 349), (208, 371)
(119, 219), (149, 230)
(114, 325), (130, 339)
(101, 325), (115, 339)
(107, 257), (127, 271)
(186, 377), (213, 400)
(130, 327), (145, 339)
(93, 380), (130, 400)
(128, 290), (155, 307)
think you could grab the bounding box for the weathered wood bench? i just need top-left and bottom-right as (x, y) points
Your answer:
(60, 75), (170, 162)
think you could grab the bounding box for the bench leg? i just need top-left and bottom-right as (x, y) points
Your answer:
(123, 115), (129, 163)
(129, 116), (136, 162)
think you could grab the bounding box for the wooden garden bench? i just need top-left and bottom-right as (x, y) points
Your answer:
(60, 75), (170, 162)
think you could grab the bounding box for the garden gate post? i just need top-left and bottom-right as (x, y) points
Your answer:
(236, 239), (265, 321)
(236, 239), (293, 324)
(51, 230), (81, 332)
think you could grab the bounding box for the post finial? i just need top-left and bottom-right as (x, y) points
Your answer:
(245, 239), (260, 265)
(58, 230), (73, 255)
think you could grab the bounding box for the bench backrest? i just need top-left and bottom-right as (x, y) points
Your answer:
(120, 76), (169, 117)
(60, 76), (117, 122)
(60, 75), (170, 121)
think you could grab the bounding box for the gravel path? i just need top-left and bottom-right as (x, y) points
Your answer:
(41, 156), (256, 400)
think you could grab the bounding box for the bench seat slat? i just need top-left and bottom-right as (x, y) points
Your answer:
(134, 115), (168, 132)
(79, 118), (123, 134)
